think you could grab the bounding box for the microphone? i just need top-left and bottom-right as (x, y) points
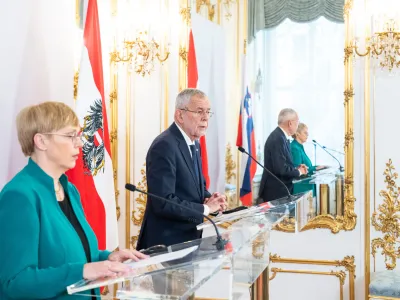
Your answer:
(125, 183), (229, 251)
(312, 140), (344, 172)
(237, 146), (292, 200)
(322, 146), (344, 156)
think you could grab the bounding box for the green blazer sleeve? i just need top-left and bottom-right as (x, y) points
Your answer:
(0, 190), (84, 299)
(290, 143), (303, 167)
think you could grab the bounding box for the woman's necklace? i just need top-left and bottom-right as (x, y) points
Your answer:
(55, 181), (63, 201)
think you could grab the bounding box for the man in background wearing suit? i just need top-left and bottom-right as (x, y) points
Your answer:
(137, 88), (227, 250)
(259, 108), (308, 202)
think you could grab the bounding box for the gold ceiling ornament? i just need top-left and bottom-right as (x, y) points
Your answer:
(225, 143), (236, 183)
(110, 32), (170, 76)
(270, 254), (355, 300)
(73, 70), (79, 100)
(371, 159), (400, 270)
(196, 0), (215, 21)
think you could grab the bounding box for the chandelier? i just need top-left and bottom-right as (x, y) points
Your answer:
(110, 31), (170, 76)
(353, 19), (400, 72)
(352, 0), (400, 72)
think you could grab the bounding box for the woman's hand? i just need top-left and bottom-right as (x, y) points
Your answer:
(108, 249), (149, 263)
(83, 261), (130, 280)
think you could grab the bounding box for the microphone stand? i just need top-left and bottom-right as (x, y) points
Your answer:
(238, 146), (293, 200)
(312, 140), (344, 172)
(125, 184), (228, 251)
(314, 142), (317, 166)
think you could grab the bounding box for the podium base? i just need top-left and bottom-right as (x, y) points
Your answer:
(251, 267), (269, 300)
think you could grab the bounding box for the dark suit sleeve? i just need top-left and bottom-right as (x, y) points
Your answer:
(147, 139), (205, 221)
(270, 140), (300, 179)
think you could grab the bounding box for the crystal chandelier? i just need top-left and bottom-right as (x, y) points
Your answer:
(352, 0), (400, 72)
(354, 19), (400, 72)
(110, 31), (170, 76)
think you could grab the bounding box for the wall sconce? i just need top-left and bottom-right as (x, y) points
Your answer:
(110, 31), (170, 76)
(352, 0), (400, 72)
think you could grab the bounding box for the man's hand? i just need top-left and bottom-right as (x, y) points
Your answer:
(297, 164), (308, 175)
(205, 192), (227, 213)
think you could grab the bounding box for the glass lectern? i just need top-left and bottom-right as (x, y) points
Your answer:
(67, 191), (311, 300)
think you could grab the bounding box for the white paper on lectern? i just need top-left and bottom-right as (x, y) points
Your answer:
(125, 245), (198, 268)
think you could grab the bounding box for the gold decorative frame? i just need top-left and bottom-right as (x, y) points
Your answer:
(270, 254), (356, 300)
(274, 0), (356, 234)
(270, 268), (346, 300)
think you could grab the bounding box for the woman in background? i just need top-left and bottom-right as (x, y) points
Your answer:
(0, 102), (147, 300)
(290, 123), (325, 195)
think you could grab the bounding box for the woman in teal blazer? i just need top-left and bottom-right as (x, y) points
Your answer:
(0, 102), (147, 300)
(290, 123), (325, 195)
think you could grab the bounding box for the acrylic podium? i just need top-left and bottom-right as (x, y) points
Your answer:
(67, 192), (311, 300)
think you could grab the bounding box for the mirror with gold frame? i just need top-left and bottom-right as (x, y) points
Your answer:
(226, 0), (356, 234)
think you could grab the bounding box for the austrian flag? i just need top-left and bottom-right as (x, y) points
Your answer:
(66, 0), (118, 250)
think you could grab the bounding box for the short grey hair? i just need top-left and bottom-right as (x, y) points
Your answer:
(175, 88), (207, 109)
(278, 108), (297, 125)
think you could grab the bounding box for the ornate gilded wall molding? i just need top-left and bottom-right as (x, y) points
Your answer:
(269, 268), (346, 300)
(270, 254), (355, 300)
(196, 0), (215, 21)
(225, 143), (236, 183)
(131, 164), (147, 249)
(73, 70), (79, 100)
(109, 59), (120, 221)
(371, 159), (400, 270)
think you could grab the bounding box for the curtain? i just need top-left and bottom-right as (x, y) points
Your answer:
(248, 0), (344, 44)
(257, 17), (345, 168)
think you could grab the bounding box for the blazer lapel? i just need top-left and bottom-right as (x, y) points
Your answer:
(177, 140), (202, 197)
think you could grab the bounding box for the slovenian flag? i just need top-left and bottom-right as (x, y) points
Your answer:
(236, 86), (257, 206)
(66, 0), (118, 251)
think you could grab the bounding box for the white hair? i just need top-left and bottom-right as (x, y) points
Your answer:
(175, 88), (207, 109)
(278, 108), (297, 125)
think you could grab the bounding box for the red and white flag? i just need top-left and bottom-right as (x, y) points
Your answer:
(66, 0), (118, 250)
(187, 29), (210, 189)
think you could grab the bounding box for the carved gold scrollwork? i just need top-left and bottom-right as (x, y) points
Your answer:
(131, 164), (147, 248)
(179, 46), (188, 66)
(344, 47), (354, 64)
(345, 130), (354, 148)
(225, 143), (236, 183)
(73, 70), (79, 100)
(344, 87), (354, 104)
(196, 0), (215, 21)
(180, 7), (191, 25)
(223, 0), (236, 21)
(371, 159), (400, 270)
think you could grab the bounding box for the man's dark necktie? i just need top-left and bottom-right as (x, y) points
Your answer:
(189, 144), (200, 186)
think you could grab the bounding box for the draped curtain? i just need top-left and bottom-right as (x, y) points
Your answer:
(248, 0), (344, 43)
